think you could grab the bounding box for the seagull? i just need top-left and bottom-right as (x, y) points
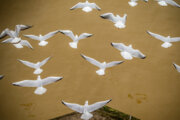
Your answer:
(128, 0), (148, 7)
(173, 63), (180, 73)
(62, 99), (112, 120)
(24, 30), (59, 46)
(100, 13), (127, 29)
(0, 75), (4, 80)
(70, 0), (101, 12)
(18, 56), (51, 74)
(59, 30), (93, 49)
(147, 31), (180, 48)
(155, 0), (180, 7)
(81, 54), (124, 75)
(111, 43), (146, 60)
(12, 75), (63, 95)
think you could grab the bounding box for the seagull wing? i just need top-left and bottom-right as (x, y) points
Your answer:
(147, 31), (167, 42)
(43, 30), (59, 41)
(81, 54), (102, 68)
(39, 56), (51, 67)
(87, 99), (112, 112)
(130, 49), (146, 59)
(12, 80), (39, 87)
(89, 3), (101, 10)
(70, 2), (85, 10)
(15, 25), (32, 37)
(169, 37), (180, 42)
(121, 14), (127, 24)
(1, 38), (14, 43)
(106, 61), (124, 68)
(166, 0), (180, 7)
(77, 33), (93, 41)
(20, 40), (33, 49)
(0, 29), (8, 39)
(0, 75), (4, 80)
(59, 30), (75, 41)
(62, 101), (84, 113)
(18, 24), (32, 30)
(173, 63), (180, 72)
(42, 76), (63, 86)
(111, 42), (126, 52)
(24, 35), (40, 41)
(100, 13), (117, 23)
(18, 59), (37, 69)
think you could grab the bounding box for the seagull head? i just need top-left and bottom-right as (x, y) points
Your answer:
(85, 101), (89, 105)
(129, 44), (132, 48)
(39, 34), (43, 38)
(37, 75), (41, 80)
(167, 36), (170, 38)
(102, 62), (106, 65)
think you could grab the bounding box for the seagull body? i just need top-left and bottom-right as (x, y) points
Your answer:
(128, 0), (148, 7)
(12, 75), (63, 95)
(62, 99), (111, 120)
(147, 31), (180, 48)
(70, 0), (101, 12)
(156, 0), (180, 7)
(0, 75), (4, 80)
(173, 63), (180, 73)
(81, 54), (124, 75)
(100, 13), (127, 29)
(24, 30), (59, 46)
(18, 56), (51, 74)
(111, 43), (146, 60)
(59, 30), (92, 49)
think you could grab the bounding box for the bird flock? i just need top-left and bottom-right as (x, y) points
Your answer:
(0, 0), (180, 120)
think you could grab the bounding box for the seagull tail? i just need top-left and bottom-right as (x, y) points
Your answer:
(34, 87), (47, 95)
(69, 42), (78, 49)
(96, 69), (105, 76)
(81, 112), (93, 120)
(34, 68), (43, 75)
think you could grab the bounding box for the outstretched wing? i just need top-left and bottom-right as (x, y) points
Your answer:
(173, 63), (180, 73)
(78, 33), (93, 41)
(59, 30), (75, 41)
(42, 76), (63, 86)
(12, 80), (38, 87)
(106, 61), (124, 68)
(39, 56), (51, 67)
(81, 54), (102, 68)
(15, 25), (32, 37)
(18, 59), (36, 69)
(121, 14), (127, 24)
(89, 3), (101, 10)
(100, 13), (117, 23)
(62, 100), (84, 113)
(111, 42), (127, 52)
(147, 31), (167, 42)
(24, 35), (40, 41)
(87, 99), (112, 112)
(43, 30), (59, 41)
(166, 0), (180, 8)
(70, 2), (85, 10)
(169, 37), (180, 42)
(0, 29), (8, 39)
(1, 38), (14, 43)
(20, 40), (33, 49)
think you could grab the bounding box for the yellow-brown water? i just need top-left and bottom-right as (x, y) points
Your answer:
(0, 0), (180, 120)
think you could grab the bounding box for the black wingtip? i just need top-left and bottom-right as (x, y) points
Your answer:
(0, 75), (4, 80)
(141, 56), (146, 59)
(80, 54), (86, 59)
(173, 63), (177, 69)
(110, 42), (114, 47)
(100, 15), (105, 19)
(61, 100), (66, 105)
(12, 83), (20, 86)
(107, 99), (112, 103)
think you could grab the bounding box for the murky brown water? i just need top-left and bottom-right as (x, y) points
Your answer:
(0, 0), (180, 120)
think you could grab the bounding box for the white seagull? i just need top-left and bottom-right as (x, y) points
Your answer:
(12, 75), (63, 95)
(24, 30), (59, 46)
(62, 99), (112, 120)
(59, 30), (93, 49)
(147, 31), (180, 48)
(18, 56), (51, 74)
(0, 75), (4, 80)
(155, 0), (180, 7)
(128, 0), (148, 7)
(111, 43), (146, 60)
(70, 0), (101, 12)
(173, 63), (180, 73)
(100, 13), (127, 29)
(1, 26), (33, 49)
(81, 54), (124, 75)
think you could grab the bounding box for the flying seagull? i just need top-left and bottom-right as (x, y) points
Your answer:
(12, 75), (63, 95)
(59, 30), (93, 49)
(128, 0), (148, 7)
(155, 0), (180, 7)
(70, 0), (101, 12)
(81, 54), (124, 75)
(24, 30), (59, 46)
(173, 63), (180, 73)
(111, 43), (146, 60)
(147, 31), (180, 48)
(0, 75), (4, 80)
(62, 99), (111, 120)
(100, 13), (127, 29)
(18, 56), (51, 74)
